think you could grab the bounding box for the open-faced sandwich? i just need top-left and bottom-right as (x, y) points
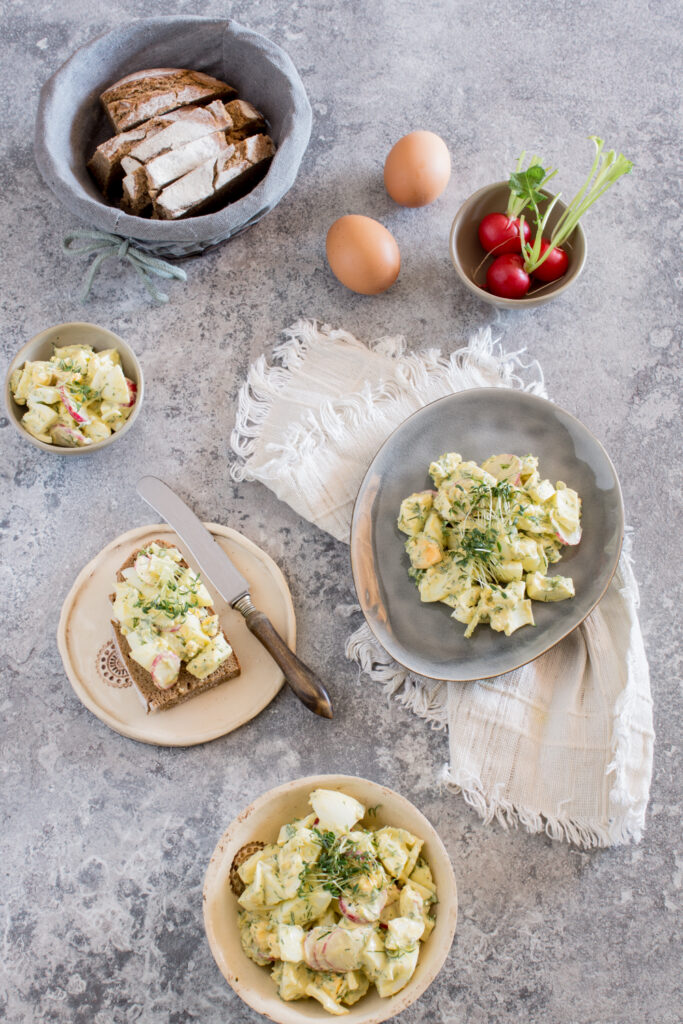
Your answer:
(88, 67), (276, 219)
(110, 539), (240, 712)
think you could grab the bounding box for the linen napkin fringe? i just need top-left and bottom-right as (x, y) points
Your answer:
(346, 531), (653, 849)
(230, 319), (546, 485)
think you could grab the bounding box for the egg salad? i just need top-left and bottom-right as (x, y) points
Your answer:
(10, 343), (136, 446)
(236, 789), (438, 1016)
(111, 542), (233, 690)
(398, 452), (581, 638)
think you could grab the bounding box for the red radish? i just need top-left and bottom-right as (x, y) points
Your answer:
(486, 254), (531, 299)
(59, 386), (90, 424)
(151, 651), (181, 688)
(554, 523), (582, 546)
(124, 379), (137, 408)
(533, 240), (569, 282)
(339, 888), (387, 923)
(338, 896), (364, 923)
(478, 213), (531, 255)
(50, 424), (89, 447)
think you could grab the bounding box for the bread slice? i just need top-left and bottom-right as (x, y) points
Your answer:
(223, 99), (267, 141)
(153, 133), (275, 220)
(144, 130), (230, 193)
(101, 68), (237, 133)
(120, 161), (152, 216)
(128, 99), (230, 164)
(88, 102), (229, 195)
(110, 540), (240, 713)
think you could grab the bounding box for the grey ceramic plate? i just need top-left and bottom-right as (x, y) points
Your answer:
(350, 389), (624, 682)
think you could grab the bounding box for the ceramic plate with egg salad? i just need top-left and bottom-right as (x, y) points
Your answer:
(235, 788), (437, 1015)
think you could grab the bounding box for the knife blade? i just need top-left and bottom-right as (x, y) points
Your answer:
(136, 476), (333, 719)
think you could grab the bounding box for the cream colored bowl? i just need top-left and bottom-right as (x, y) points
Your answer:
(203, 774), (458, 1024)
(4, 321), (143, 455)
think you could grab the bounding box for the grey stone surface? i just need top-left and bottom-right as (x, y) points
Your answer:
(1, 1), (680, 1023)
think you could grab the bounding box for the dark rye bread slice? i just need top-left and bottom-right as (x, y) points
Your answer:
(229, 841), (266, 897)
(110, 539), (240, 713)
(101, 68), (237, 133)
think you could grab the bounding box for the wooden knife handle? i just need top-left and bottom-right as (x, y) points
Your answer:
(234, 596), (333, 719)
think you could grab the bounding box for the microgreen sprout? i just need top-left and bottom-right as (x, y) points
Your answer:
(520, 136), (632, 274)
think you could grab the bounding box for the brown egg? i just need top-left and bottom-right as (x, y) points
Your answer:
(326, 215), (401, 295)
(384, 130), (451, 207)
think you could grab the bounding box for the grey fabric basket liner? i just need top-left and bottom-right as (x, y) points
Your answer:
(34, 17), (312, 251)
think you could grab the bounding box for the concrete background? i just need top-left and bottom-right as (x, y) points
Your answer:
(1, 1), (681, 1022)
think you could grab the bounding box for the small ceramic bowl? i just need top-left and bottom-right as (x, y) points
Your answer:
(203, 774), (458, 1024)
(449, 181), (587, 309)
(5, 321), (143, 455)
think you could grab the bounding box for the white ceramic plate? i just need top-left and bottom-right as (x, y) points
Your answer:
(57, 523), (295, 745)
(203, 774), (458, 1024)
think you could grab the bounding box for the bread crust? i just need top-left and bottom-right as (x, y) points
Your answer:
(101, 68), (237, 132)
(110, 539), (240, 713)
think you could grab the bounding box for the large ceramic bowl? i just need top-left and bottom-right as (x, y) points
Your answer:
(203, 774), (458, 1024)
(34, 17), (312, 258)
(350, 389), (624, 682)
(4, 321), (143, 455)
(449, 181), (587, 309)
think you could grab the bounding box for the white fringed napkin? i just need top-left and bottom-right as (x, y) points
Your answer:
(230, 320), (654, 848)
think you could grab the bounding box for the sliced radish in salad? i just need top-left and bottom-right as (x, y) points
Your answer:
(150, 650), (181, 689)
(339, 887), (388, 923)
(553, 521), (583, 546)
(59, 386), (91, 425)
(50, 423), (89, 447)
(124, 378), (137, 408)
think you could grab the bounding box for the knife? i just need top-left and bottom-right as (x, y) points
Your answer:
(136, 476), (333, 719)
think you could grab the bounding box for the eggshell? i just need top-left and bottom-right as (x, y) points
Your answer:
(326, 215), (401, 295)
(384, 131), (451, 207)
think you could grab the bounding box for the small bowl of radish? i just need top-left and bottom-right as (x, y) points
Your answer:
(450, 137), (632, 308)
(450, 180), (586, 308)
(4, 321), (143, 455)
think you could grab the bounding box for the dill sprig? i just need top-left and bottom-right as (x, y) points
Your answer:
(298, 828), (383, 900)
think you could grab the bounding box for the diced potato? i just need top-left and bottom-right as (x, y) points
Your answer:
(27, 385), (61, 407)
(527, 477), (556, 503)
(405, 533), (443, 569)
(495, 561), (523, 582)
(519, 454), (539, 482)
(22, 403), (59, 440)
(83, 415), (111, 443)
(91, 362), (129, 404)
(418, 554), (468, 602)
(526, 572), (575, 602)
(397, 491), (434, 536)
(428, 451), (462, 485)
(422, 510), (445, 547)
(185, 634), (232, 679)
(481, 453), (522, 483)
(551, 485), (581, 530)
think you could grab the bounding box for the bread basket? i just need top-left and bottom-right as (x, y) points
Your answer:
(34, 17), (312, 259)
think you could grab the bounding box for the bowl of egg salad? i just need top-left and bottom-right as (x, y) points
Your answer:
(4, 321), (143, 454)
(203, 775), (457, 1023)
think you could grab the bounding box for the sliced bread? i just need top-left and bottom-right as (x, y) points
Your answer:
(110, 540), (240, 713)
(153, 133), (275, 220)
(101, 68), (237, 133)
